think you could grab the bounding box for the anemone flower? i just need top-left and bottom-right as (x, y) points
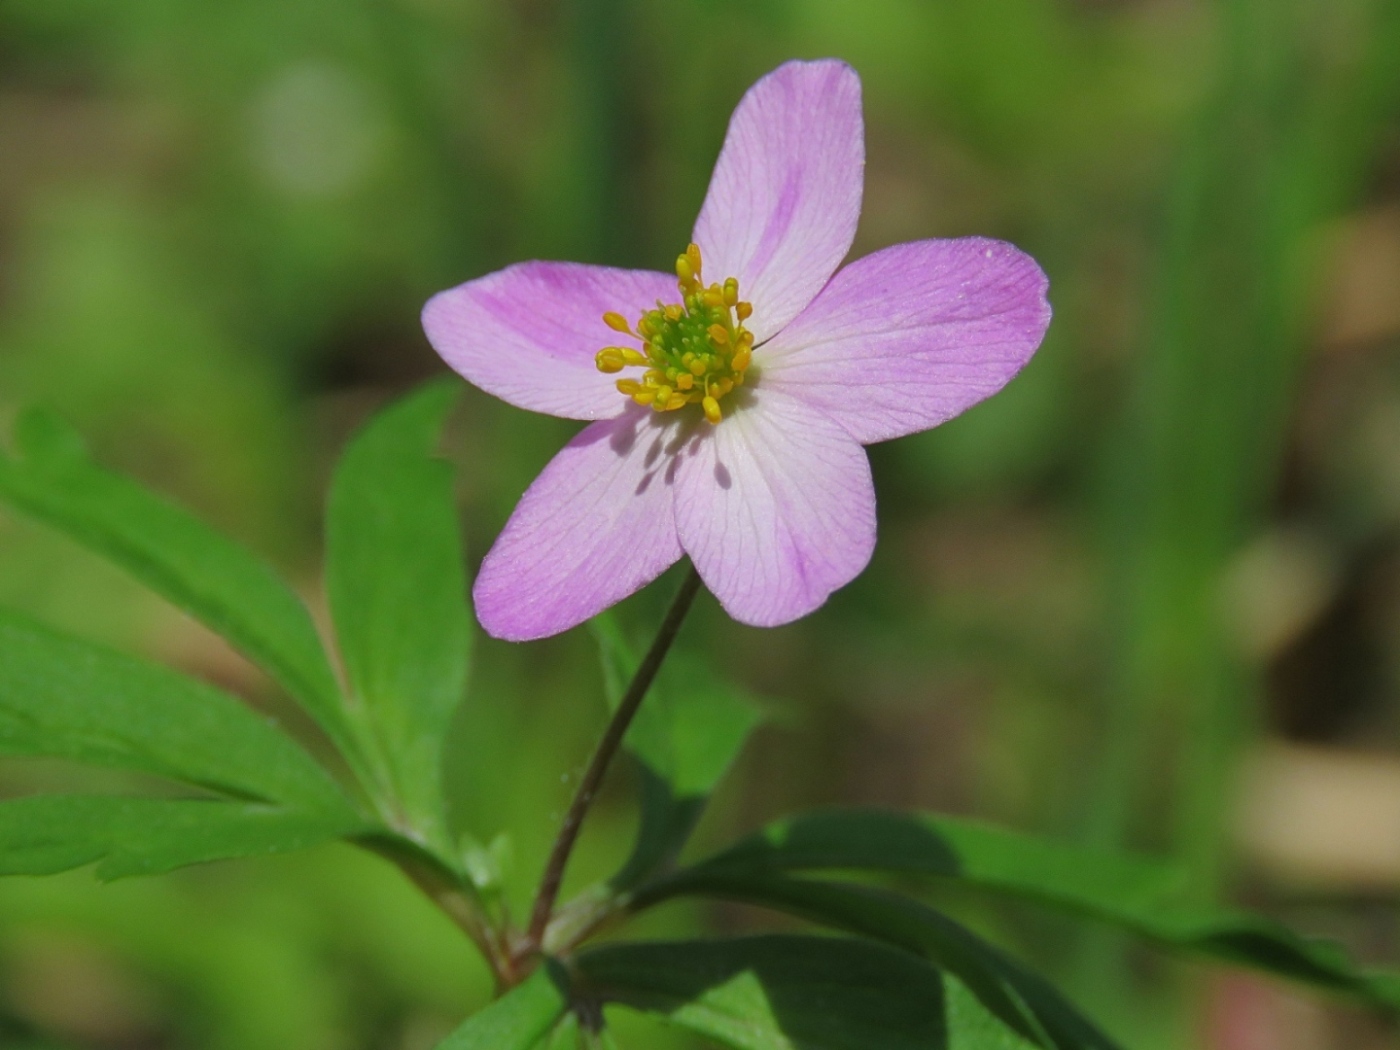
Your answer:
(424, 59), (1051, 641)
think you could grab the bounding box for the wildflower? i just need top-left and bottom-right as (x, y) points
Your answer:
(424, 60), (1051, 641)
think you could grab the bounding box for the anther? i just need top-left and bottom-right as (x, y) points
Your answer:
(599, 250), (754, 424)
(675, 254), (695, 285)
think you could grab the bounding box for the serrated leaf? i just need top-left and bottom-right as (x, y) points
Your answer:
(436, 962), (571, 1050)
(591, 611), (760, 887)
(684, 809), (1400, 1011)
(636, 871), (1118, 1050)
(0, 607), (351, 812)
(326, 380), (469, 847)
(0, 795), (365, 880)
(0, 410), (359, 770)
(574, 934), (947, 1050)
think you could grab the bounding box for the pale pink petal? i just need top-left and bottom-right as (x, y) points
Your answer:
(692, 60), (864, 343)
(474, 407), (684, 641)
(671, 388), (875, 627)
(755, 238), (1051, 444)
(423, 262), (676, 421)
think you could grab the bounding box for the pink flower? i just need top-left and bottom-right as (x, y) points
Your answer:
(424, 60), (1051, 641)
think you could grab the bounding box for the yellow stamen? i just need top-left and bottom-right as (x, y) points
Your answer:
(595, 243), (759, 425)
(595, 348), (626, 373)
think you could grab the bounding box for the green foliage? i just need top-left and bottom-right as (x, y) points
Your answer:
(635, 873), (1117, 1050)
(0, 409), (359, 772)
(685, 809), (1178, 912)
(663, 808), (1400, 1011)
(326, 379), (469, 848)
(0, 387), (483, 895)
(591, 611), (760, 887)
(0, 606), (349, 811)
(435, 962), (570, 1050)
(0, 795), (364, 880)
(574, 935), (948, 1050)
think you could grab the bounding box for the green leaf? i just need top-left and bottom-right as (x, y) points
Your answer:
(0, 795), (365, 880)
(436, 962), (571, 1050)
(946, 979), (1040, 1050)
(636, 871), (1118, 1050)
(0, 410), (358, 769)
(575, 934), (948, 1050)
(591, 611), (760, 887)
(0, 607), (352, 812)
(326, 380), (468, 847)
(684, 809), (1400, 1010)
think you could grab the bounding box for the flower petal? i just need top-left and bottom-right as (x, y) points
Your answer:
(423, 262), (676, 421)
(671, 388), (875, 627)
(692, 60), (864, 343)
(474, 407), (683, 641)
(755, 238), (1052, 444)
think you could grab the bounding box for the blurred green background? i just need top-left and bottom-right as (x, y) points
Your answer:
(3, 0), (1400, 1047)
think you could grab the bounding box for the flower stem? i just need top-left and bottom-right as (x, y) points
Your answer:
(520, 565), (703, 959)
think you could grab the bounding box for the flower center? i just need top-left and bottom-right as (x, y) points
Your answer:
(595, 243), (754, 425)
